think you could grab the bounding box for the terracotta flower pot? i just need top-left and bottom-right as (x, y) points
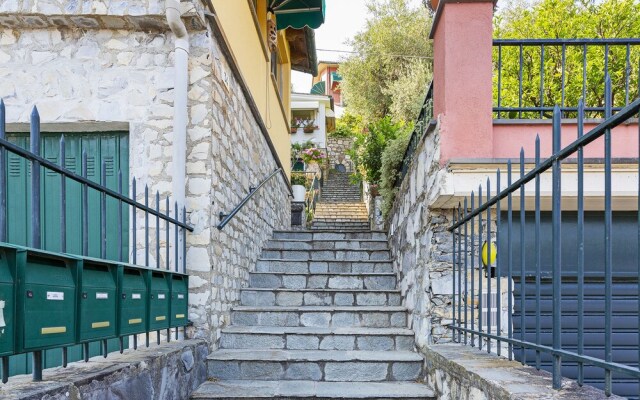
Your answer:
(291, 127), (298, 134)
(303, 127), (314, 134)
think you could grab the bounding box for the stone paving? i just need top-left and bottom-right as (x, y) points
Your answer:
(191, 229), (435, 399)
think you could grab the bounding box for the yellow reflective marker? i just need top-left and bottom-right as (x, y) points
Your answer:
(482, 241), (497, 266)
(175, 314), (185, 319)
(92, 321), (110, 329)
(128, 318), (142, 325)
(155, 316), (166, 321)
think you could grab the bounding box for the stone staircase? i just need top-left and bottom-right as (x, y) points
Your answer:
(191, 230), (434, 399)
(312, 171), (370, 231)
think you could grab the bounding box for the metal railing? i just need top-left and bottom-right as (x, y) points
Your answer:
(397, 82), (434, 186)
(449, 76), (640, 397)
(0, 101), (193, 382)
(494, 38), (640, 119)
(217, 168), (289, 230)
(291, 168), (324, 224)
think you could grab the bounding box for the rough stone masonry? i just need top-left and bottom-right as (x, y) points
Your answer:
(0, 0), (291, 345)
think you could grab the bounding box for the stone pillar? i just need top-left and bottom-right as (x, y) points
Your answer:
(431, 0), (495, 165)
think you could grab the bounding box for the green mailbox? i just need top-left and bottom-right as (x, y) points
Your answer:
(0, 244), (18, 357)
(148, 270), (170, 331)
(118, 266), (148, 336)
(169, 273), (188, 328)
(16, 249), (78, 352)
(78, 258), (118, 342)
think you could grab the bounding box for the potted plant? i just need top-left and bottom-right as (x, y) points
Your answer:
(302, 119), (317, 134)
(301, 147), (326, 164)
(291, 173), (307, 202)
(290, 118), (302, 134)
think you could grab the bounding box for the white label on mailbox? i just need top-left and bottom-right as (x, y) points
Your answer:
(132, 293), (141, 300)
(158, 294), (166, 300)
(96, 293), (108, 300)
(47, 292), (64, 301)
(178, 294), (185, 299)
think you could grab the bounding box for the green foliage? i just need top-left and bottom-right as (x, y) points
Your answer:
(290, 173), (308, 187)
(494, 0), (640, 118)
(339, 0), (433, 122)
(379, 129), (412, 218)
(331, 112), (364, 138)
(349, 116), (412, 185)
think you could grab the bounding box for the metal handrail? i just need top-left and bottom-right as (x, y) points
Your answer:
(217, 168), (285, 230)
(395, 81), (434, 187)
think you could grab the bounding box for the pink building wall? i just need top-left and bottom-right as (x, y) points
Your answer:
(492, 122), (639, 160)
(432, 1), (494, 166)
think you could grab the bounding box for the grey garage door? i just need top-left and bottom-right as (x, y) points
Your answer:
(500, 211), (639, 399)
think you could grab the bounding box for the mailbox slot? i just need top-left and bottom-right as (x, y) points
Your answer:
(148, 271), (170, 331)
(118, 266), (148, 336)
(17, 251), (77, 352)
(78, 260), (117, 342)
(170, 274), (188, 328)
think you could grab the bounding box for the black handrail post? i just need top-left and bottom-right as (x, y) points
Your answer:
(551, 105), (562, 390)
(30, 106), (43, 382)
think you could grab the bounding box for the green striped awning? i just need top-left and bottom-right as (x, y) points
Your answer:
(271, 0), (326, 30)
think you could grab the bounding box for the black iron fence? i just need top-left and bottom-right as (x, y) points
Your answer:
(449, 77), (640, 397)
(0, 101), (193, 382)
(397, 81), (434, 186)
(494, 38), (640, 119)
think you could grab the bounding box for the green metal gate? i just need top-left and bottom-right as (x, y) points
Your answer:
(4, 131), (129, 375)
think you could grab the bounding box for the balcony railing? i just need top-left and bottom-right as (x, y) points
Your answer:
(449, 76), (640, 397)
(493, 38), (640, 119)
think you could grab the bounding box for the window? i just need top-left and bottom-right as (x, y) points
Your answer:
(292, 110), (315, 121)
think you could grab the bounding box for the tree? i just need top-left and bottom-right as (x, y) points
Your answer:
(339, 0), (433, 123)
(348, 116), (412, 185)
(494, 0), (640, 118)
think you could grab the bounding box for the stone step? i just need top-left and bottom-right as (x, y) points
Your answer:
(272, 231), (387, 240)
(255, 259), (393, 274)
(260, 249), (390, 262)
(219, 326), (415, 351)
(312, 218), (369, 222)
(240, 288), (401, 306)
(191, 380), (435, 399)
(312, 225), (371, 231)
(264, 239), (388, 251)
(249, 272), (397, 290)
(230, 306), (407, 328)
(207, 350), (422, 382)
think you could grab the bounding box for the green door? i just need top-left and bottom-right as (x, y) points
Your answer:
(4, 131), (129, 376)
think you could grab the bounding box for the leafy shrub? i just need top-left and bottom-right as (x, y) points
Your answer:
(379, 129), (412, 218)
(290, 173), (307, 187)
(348, 116), (411, 185)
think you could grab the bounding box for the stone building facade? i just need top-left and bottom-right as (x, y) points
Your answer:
(0, 1), (291, 345)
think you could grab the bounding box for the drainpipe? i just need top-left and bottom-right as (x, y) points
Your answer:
(166, 0), (189, 269)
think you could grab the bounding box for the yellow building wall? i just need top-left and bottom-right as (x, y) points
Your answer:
(211, 0), (292, 175)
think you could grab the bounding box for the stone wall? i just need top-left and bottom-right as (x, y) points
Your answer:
(0, 340), (208, 400)
(0, 0), (291, 346)
(386, 121), (512, 350)
(387, 122), (456, 348)
(424, 344), (621, 400)
(326, 135), (354, 172)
